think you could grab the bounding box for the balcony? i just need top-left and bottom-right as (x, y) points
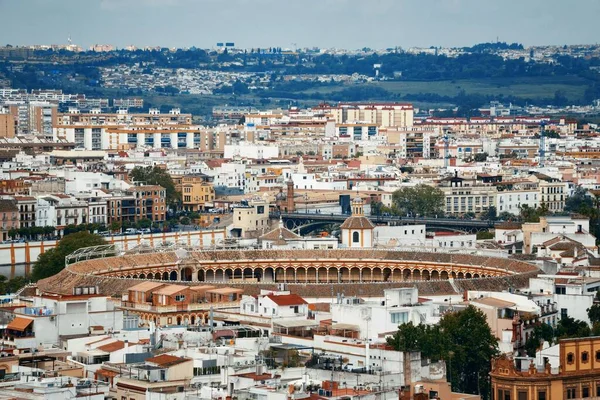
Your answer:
(15, 306), (55, 316)
(113, 300), (239, 313)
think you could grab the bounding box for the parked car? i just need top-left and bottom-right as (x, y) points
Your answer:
(137, 228), (151, 234)
(125, 228), (137, 235)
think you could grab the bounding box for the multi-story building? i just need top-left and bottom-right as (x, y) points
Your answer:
(14, 196), (36, 229)
(536, 174), (567, 212)
(175, 175), (215, 212)
(36, 194), (88, 235)
(0, 288), (123, 349)
(75, 194), (108, 225)
(383, 127), (439, 159)
(230, 200), (269, 239)
(0, 199), (19, 241)
(54, 108), (205, 150)
(491, 336), (600, 400)
(112, 98), (144, 108)
(316, 103), (414, 128)
(126, 185), (167, 222)
(496, 189), (540, 215)
(439, 175), (496, 216)
(0, 111), (16, 138)
(105, 193), (137, 226)
(28, 101), (57, 139)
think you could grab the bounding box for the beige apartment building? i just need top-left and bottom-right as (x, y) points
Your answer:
(439, 175), (496, 216)
(317, 103), (414, 128)
(230, 200), (270, 239)
(0, 113), (16, 138)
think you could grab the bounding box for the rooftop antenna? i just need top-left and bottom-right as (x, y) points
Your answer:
(68, 34), (72, 45)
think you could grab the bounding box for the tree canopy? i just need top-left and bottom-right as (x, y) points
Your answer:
(387, 306), (498, 398)
(32, 231), (106, 281)
(391, 184), (445, 217)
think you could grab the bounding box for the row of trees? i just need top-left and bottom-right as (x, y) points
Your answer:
(371, 184), (446, 218)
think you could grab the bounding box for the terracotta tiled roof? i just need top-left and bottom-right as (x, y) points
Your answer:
(97, 340), (128, 353)
(146, 354), (190, 367)
(127, 282), (165, 292)
(0, 199), (18, 213)
(260, 227), (300, 241)
(496, 222), (523, 230)
(265, 293), (307, 306)
(340, 216), (375, 230)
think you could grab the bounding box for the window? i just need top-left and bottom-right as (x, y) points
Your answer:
(518, 391), (527, 400)
(175, 295), (185, 302)
(582, 351), (589, 363)
(566, 388), (576, 399)
(537, 391), (546, 400)
(567, 352), (574, 364)
(391, 312), (408, 324)
(596, 350), (600, 362)
(353, 231), (360, 243)
(582, 386), (589, 398)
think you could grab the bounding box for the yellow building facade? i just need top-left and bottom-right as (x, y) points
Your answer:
(491, 336), (600, 400)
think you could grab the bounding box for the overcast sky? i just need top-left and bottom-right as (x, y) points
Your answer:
(1, 0), (599, 50)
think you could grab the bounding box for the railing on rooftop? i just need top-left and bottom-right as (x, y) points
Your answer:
(113, 300), (239, 313)
(15, 307), (54, 316)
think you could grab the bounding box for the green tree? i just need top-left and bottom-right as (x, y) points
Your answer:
(32, 231), (106, 281)
(587, 292), (600, 325)
(180, 216), (191, 225)
(109, 221), (122, 233)
(555, 316), (591, 339)
(7, 228), (18, 239)
(473, 152), (488, 162)
(0, 275), (28, 295)
(130, 166), (180, 207)
(391, 184), (444, 217)
(136, 218), (152, 229)
(387, 306), (498, 398)
(524, 322), (555, 357)
(42, 226), (55, 239)
(520, 204), (549, 223)
(482, 206), (497, 221)
(370, 201), (385, 216)
(476, 231), (494, 240)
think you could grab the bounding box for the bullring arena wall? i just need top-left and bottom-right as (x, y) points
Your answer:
(37, 249), (541, 297)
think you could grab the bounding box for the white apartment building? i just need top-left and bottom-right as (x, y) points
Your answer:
(330, 288), (439, 340)
(439, 179), (497, 216)
(292, 173), (347, 191)
(224, 143), (279, 160)
(211, 163), (247, 191)
(239, 293), (309, 318)
(496, 189), (540, 215)
(374, 224), (427, 248)
(4, 290), (123, 349)
(36, 194), (88, 232)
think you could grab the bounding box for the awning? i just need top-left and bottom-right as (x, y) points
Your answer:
(273, 319), (320, 329)
(331, 323), (360, 331)
(7, 317), (33, 332)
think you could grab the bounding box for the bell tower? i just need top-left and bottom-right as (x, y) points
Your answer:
(286, 178), (295, 212)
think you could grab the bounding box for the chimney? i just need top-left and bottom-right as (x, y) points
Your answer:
(124, 340), (129, 352)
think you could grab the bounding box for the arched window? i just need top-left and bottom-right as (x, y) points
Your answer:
(352, 231), (360, 243)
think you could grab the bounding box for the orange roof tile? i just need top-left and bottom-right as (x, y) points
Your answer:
(7, 317), (33, 332)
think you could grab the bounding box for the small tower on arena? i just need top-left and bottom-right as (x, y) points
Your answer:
(340, 196), (374, 248)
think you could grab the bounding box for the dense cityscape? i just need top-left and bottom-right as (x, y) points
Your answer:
(2, 3), (600, 400)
